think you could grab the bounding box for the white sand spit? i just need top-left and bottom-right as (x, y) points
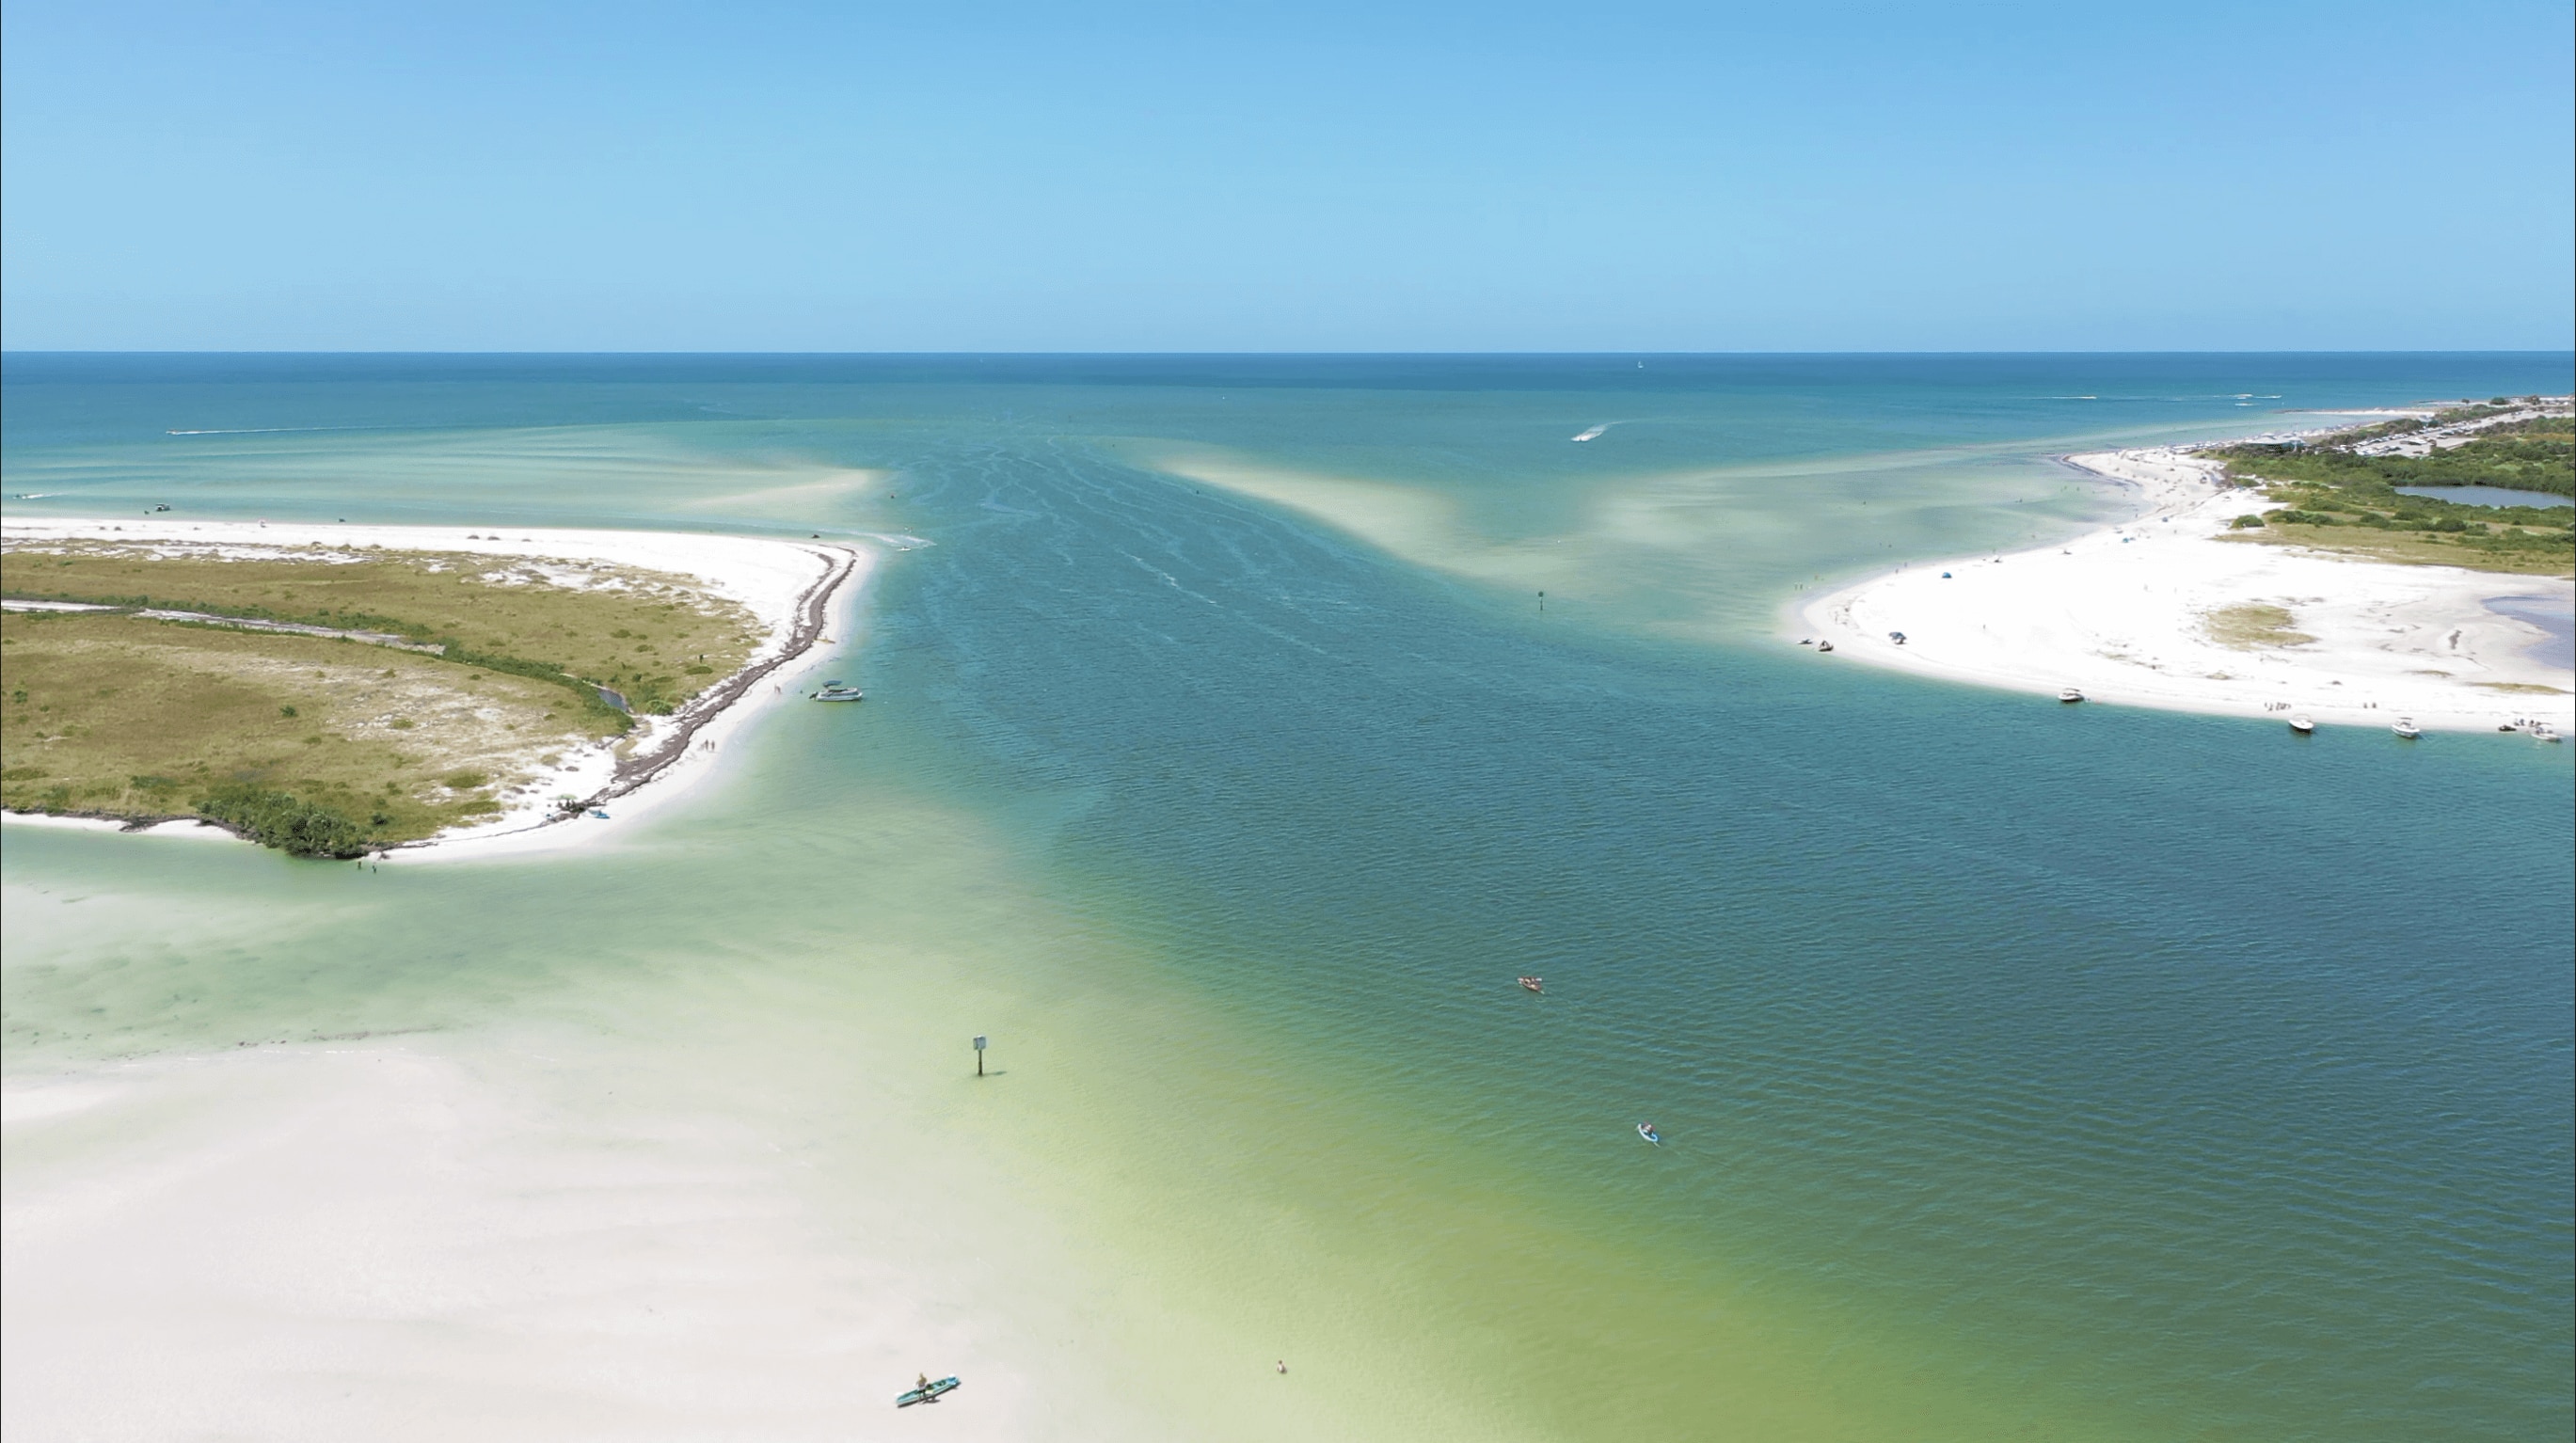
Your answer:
(1798, 448), (2574, 734)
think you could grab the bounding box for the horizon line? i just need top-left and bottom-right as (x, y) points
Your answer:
(7, 348), (2573, 359)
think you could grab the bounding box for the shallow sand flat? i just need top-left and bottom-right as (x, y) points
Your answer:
(1800, 449), (2574, 733)
(2, 517), (881, 857)
(0, 1033), (1107, 1442)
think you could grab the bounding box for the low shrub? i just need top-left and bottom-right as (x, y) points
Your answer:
(193, 784), (373, 858)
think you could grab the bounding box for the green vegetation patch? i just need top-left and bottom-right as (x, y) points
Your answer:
(2214, 410), (2574, 576)
(2202, 603), (2314, 650)
(194, 784), (373, 858)
(2, 605), (605, 849)
(4, 540), (762, 716)
(3, 537), (775, 852)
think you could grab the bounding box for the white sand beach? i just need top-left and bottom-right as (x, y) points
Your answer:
(0, 996), (1121, 1442)
(1798, 448), (2575, 734)
(1, 518), (884, 857)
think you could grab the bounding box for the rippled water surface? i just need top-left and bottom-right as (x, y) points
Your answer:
(6, 355), (2571, 1440)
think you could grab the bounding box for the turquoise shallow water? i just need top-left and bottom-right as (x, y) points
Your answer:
(6, 355), (2573, 1439)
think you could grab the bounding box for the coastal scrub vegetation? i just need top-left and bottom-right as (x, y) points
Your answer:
(2213, 404), (2574, 576)
(4, 540), (760, 716)
(2, 608), (576, 847)
(2202, 602), (2314, 650)
(193, 783), (374, 858)
(1, 541), (766, 851)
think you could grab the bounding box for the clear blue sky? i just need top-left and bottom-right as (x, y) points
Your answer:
(4, 1), (2569, 352)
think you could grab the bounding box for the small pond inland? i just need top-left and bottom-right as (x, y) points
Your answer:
(2393, 484), (2573, 509)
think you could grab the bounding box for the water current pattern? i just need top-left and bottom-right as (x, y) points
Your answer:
(5, 354), (2570, 1441)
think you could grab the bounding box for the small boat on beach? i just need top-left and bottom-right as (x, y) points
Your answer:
(2535, 722), (2563, 743)
(1816, 641), (1835, 654)
(2288, 715), (2314, 736)
(2059, 688), (2084, 704)
(1517, 975), (1543, 993)
(1637, 1122), (1662, 1146)
(589, 808), (611, 819)
(896, 1375), (961, 1408)
(2392, 718), (2421, 739)
(813, 681), (865, 702)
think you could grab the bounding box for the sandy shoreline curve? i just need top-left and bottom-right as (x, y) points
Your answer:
(1795, 445), (2573, 734)
(2, 517), (887, 856)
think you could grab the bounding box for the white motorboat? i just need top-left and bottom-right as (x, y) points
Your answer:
(2288, 715), (2314, 736)
(813, 681), (865, 703)
(2535, 722), (2563, 743)
(2392, 718), (2421, 739)
(2059, 688), (2084, 704)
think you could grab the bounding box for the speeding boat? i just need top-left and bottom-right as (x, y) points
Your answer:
(2288, 715), (2314, 736)
(2392, 718), (2421, 739)
(1637, 1122), (1662, 1146)
(896, 1375), (961, 1408)
(1517, 975), (1543, 994)
(2059, 688), (2084, 704)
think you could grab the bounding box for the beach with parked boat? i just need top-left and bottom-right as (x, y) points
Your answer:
(1798, 401), (2575, 735)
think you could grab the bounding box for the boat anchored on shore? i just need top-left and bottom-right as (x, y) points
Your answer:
(2289, 715), (2314, 736)
(2392, 718), (2422, 739)
(2059, 687), (2084, 704)
(812, 680), (865, 702)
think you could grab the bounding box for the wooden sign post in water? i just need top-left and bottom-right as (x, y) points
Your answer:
(974, 1035), (987, 1077)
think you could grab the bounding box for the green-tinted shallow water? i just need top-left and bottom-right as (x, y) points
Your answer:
(6, 355), (2572, 1439)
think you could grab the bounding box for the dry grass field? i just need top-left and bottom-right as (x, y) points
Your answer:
(2, 540), (767, 848)
(2201, 602), (2315, 650)
(2219, 521), (2576, 575)
(6, 539), (760, 713)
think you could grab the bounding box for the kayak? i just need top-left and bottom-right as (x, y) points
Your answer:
(1637, 1122), (1662, 1146)
(896, 1376), (962, 1407)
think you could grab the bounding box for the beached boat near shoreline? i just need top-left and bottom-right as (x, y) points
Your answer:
(1796, 435), (2574, 735)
